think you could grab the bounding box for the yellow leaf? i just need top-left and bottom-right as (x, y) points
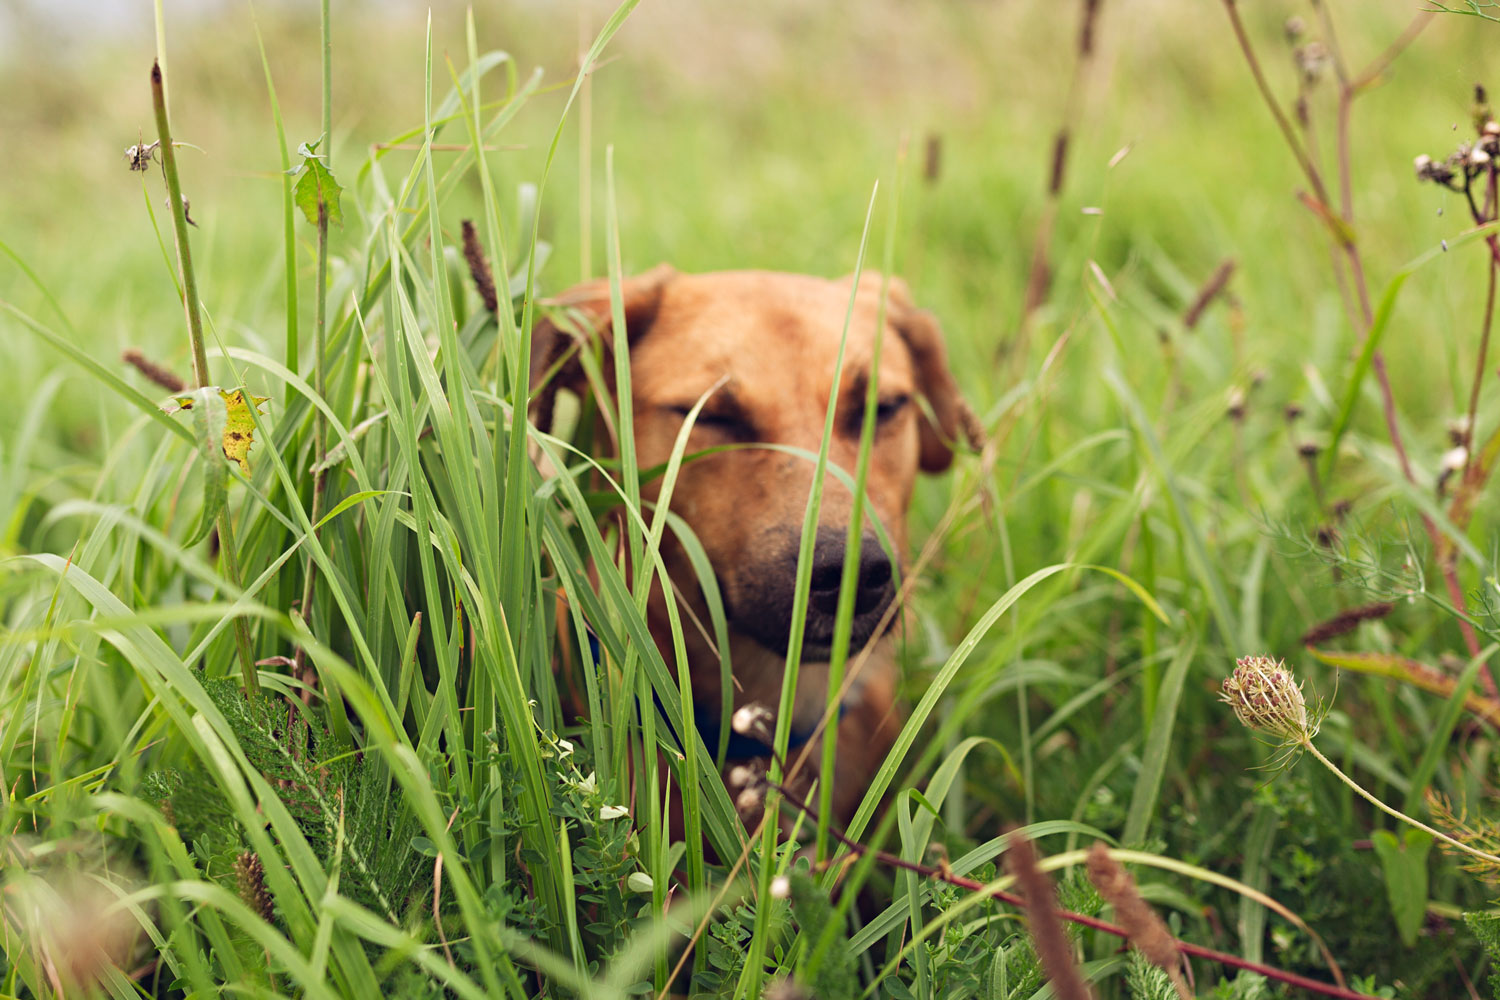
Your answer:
(165, 387), (269, 476)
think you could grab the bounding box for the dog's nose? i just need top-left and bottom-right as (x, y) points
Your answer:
(809, 530), (894, 617)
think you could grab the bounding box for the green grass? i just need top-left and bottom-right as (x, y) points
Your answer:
(3, 1), (1500, 996)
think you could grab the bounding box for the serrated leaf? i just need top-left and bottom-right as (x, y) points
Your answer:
(166, 387), (268, 477)
(220, 389), (268, 475)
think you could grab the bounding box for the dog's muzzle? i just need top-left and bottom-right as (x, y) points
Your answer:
(728, 527), (896, 660)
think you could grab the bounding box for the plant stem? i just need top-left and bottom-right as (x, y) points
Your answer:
(1302, 740), (1500, 866)
(772, 782), (1382, 1000)
(150, 61), (259, 695)
(293, 0), (333, 696)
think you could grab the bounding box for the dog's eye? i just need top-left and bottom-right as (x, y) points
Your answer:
(670, 405), (752, 438)
(875, 394), (910, 423)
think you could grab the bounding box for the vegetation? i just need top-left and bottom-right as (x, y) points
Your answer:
(2, 0), (1500, 996)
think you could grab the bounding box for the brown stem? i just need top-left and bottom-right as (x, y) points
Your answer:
(1220, 0), (1333, 209)
(1463, 243), (1498, 479)
(771, 783), (1381, 1000)
(1348, 11), (1437, 94)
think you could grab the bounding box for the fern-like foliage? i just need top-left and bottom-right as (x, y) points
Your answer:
(145, 680), (426, 924)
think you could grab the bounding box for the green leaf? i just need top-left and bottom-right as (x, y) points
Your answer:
(174, 386), (227, 546)
(1372, 827), (1433, 947)
(292, 135), (344, 227)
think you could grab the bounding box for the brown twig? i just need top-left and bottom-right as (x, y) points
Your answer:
(769, 782), (1382, 1000)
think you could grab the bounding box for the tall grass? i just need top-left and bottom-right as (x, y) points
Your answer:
(4, 1), (1500, 997)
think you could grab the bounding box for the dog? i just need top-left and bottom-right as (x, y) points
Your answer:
(530, 266), (973, 831)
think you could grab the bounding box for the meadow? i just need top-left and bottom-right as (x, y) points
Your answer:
(3, 0), (1500, 996)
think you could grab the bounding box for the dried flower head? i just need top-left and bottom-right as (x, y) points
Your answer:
(1219, 656), (1318, 750)
(1294, 42), (1330, 84)
(731, 703), (775, 742)
(1226, 386), (1247, 421)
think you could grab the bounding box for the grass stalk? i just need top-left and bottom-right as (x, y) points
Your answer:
(149, 60), (258, 695)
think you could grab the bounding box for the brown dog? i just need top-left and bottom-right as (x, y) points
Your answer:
(531, 267), (972, 829)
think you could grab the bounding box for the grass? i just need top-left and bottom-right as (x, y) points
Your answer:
(3, 0), (1500, 996)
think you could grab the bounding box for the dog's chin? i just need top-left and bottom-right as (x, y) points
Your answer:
(734, 600), (892, 662)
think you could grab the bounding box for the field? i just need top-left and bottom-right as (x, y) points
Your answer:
(3, 1), (1500, 996)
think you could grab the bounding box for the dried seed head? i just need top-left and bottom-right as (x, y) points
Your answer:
(1295, 42), (1330, 84)
(1450, 414), (1473, 446)
(1226, 386), (1247, 421)
(1220, 656), (1315, 747)
(735, 786), (765, 819)
(234, 851), (274, 923)
(1472, 147), (1492, 167)
(731, 703), (775, 741)
(1297, 441), (1320, 459)
(1284, 402), (1304, 422)
(122, 348), (186, 394)
(1283, 16), (1305, 43)
(1442, 446), (1469, 473)
(1006, 830), (1094, 1000)
(1414, 154), (1433, 176)
(1086, 843), (1182, 974)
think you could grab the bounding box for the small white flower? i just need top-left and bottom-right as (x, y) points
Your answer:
(556, 739), (574, 757)
(770, 875), (791, 900)
(627, 872), (654, 894)
(599, 804), (629, 821)
(577, 771), (598, 795)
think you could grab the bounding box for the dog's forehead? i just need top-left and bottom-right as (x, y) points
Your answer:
(631, 271), (914, 396)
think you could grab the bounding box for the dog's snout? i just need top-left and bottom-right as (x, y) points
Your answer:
(856, 535), (893, 609)
(809, 529), (894, 617)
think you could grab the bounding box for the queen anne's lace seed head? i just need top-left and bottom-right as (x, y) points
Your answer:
(1220, 656), (1315, 748)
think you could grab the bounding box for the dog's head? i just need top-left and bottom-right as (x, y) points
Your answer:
(532, 267), (972, 664)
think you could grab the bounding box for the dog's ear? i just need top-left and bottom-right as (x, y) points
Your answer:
(529, 264), (676, 430)
(842, 272), (979, 473)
